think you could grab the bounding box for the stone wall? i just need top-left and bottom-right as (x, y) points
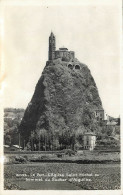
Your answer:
(55, 50), (75, 61)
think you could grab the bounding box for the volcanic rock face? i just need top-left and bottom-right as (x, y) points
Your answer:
(20, 58), (103, 143)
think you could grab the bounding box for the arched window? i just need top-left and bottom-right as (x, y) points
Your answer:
(75, 65), (80, 70)
(68, 64), (73, 69)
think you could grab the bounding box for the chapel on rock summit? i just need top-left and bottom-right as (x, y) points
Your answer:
(48, 32), (75, 61)
(48, 32), (82, 70)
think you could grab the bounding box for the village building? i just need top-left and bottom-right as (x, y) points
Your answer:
(10, 145), (22, 151)
(82, 132), (96, 151)
(4, 145), (22, 152)
(95, 109), (109, 121)
(106, 121), (117, 126)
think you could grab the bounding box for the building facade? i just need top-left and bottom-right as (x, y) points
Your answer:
(48, 32), (75, 61)
(82, 132), (96, 151)
(95, 109), (109, 121)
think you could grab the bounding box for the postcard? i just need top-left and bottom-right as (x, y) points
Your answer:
(0, 0), (122, 194)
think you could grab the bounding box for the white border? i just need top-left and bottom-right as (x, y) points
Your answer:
(0, 0), (122, 194)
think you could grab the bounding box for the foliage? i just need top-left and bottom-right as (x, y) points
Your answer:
(15, 156), (27, 163)
(101, 125), (114, 136)
(57, 153), (63, 158)
(5, 135), (11, 146)
(4, 108), (25, 146)
(64, 149), (75, 156)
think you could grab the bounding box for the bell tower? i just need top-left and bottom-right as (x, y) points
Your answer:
(49, 32), (56, 60)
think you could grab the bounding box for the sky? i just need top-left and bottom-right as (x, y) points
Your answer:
(2, 0), (121, 118)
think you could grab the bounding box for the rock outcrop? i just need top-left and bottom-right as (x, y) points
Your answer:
(20, 58), (103, 146)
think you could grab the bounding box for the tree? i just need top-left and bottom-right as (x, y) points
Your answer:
(5, 135), (11, 146)
(37, 128), (47, 151)
(30, 131), (35, 151)
(58, 128), (75, 150)
(26, 142), (31, 151)
(106, 126), (113, 136)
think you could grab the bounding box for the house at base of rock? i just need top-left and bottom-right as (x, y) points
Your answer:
(10, 145), (22, 151)
(95, 109), (109, 121)
(82, 132), (96, 151)
(4, 145), (23, 152)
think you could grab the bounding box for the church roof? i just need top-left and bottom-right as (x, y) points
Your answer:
(59, 47), (68, 51)
(107, 121), (117, 126)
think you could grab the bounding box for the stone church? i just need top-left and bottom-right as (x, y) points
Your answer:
(49, 32), (75, 61)
(48, 32), (81, 70)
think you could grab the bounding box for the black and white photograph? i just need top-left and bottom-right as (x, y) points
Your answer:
(0, 0), (122, 193)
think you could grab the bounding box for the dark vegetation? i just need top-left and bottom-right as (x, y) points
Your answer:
(4, 108), (25, 146)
